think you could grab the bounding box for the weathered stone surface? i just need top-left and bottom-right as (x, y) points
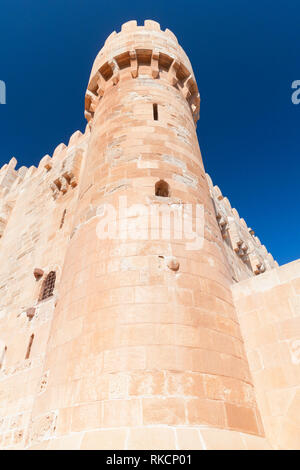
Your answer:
(0, 19), (297, 451)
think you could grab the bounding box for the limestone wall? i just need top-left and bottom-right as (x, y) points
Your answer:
(206, 173), (278, 282)
(0, 123), (279, 449)
(0, 128), (89, 448)
(0, 19), (295, 451)
(19, 19), (269, 450)
(232, 260), (300, 449)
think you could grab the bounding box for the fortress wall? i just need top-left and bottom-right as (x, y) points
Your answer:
(0, 129), (90, 449)
(0, 118), (277, 449)
(206, 173), (278, 283)
(232, 260), (300, 449)
(19, 20), (269, 450)
(0, 19), (291, 450)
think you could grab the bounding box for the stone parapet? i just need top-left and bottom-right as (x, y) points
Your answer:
(85, 20), (200, 124)
(206, 173), (278, 281)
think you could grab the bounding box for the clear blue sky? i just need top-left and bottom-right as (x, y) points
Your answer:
(0, 0), (299, 265)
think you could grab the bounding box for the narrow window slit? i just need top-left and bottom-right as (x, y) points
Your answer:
(59, 209), (66, 229)
(25, 334), (34, 359)
(153, 103), (158, 121)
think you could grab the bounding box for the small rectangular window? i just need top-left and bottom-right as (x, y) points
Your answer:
(39, 271), (56, 301)
(153, 103), (158, 121)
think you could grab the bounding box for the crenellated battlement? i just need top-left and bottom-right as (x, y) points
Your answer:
(104, 20), (179, 45)
(206, 173), (278, 279)
(0, 126), (90, 197)
(85, 20), (200, 125)
(0, 126), (90, 244)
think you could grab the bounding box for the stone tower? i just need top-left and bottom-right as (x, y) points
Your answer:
(0, 21), (299, 450)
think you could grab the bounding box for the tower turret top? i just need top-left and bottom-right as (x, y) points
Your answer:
(85, 20), (200, 124)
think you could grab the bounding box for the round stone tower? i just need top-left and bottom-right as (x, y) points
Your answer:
(30, 20), (268, 449)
